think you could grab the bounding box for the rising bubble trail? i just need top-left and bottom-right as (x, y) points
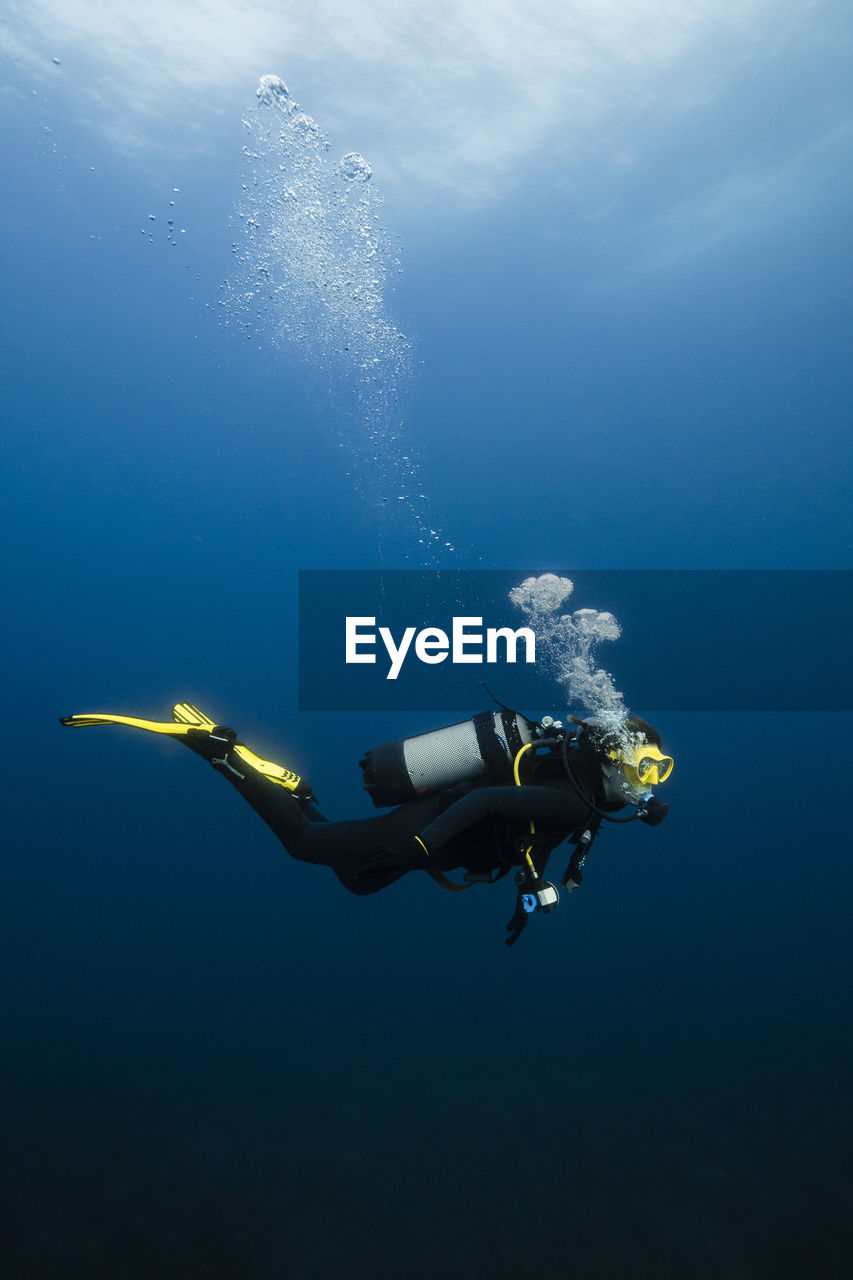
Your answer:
(225, 75), (449, 555)
(510, 573), (629, 734)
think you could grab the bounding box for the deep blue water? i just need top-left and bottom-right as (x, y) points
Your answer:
(2, 6), (852, 1277)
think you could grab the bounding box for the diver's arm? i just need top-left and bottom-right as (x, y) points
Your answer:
(417, 785), (589, 852)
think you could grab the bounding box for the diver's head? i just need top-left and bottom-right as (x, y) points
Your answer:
(578, 715), (674, 803)
(607, 716), (674, 788)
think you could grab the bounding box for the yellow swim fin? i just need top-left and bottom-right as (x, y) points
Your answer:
(170, 702), (216, 731)
(60, 702), (311, 797)
(172, 702), (309, 793)
(59, 711), (194, 737)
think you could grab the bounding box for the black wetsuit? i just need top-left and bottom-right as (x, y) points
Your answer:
(200, 738), (619, 896)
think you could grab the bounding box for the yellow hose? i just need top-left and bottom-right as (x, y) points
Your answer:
(512, 743), (537, 860)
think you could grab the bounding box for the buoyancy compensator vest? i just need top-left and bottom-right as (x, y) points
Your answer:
(359, 710), (536, 808)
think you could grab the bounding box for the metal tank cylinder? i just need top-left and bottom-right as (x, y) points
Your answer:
(360, 710), (535, 807)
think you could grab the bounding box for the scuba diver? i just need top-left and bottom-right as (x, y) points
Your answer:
(59, 701), (673, 945)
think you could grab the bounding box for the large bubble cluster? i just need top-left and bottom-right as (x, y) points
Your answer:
(510, 574), (628, 729)
(256, 74), (290, 106)
(224, 75), (445, 553)
(339, 152), (372, 182)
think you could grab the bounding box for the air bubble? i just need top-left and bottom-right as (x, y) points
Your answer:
(257, 75), (289, 106)
(510, 574), (626, 724)
(340, 153), (372, 182)
(226, 77), (451, 559)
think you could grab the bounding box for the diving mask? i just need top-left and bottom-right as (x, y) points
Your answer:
(609, 744), (674, 787)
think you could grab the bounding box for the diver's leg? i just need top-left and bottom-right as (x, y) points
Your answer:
(182, 726), (328, 857)
(184, 723), (440, 881)
(59, 702), (430, 891)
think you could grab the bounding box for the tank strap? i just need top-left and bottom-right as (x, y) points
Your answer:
(473, 711), (510, 776)
(500, 709), (527, 758)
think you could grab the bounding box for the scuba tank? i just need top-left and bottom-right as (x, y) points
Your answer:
(360, 710), (536, 808)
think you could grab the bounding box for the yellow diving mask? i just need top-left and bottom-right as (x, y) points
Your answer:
(610, 744), (674, 787)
